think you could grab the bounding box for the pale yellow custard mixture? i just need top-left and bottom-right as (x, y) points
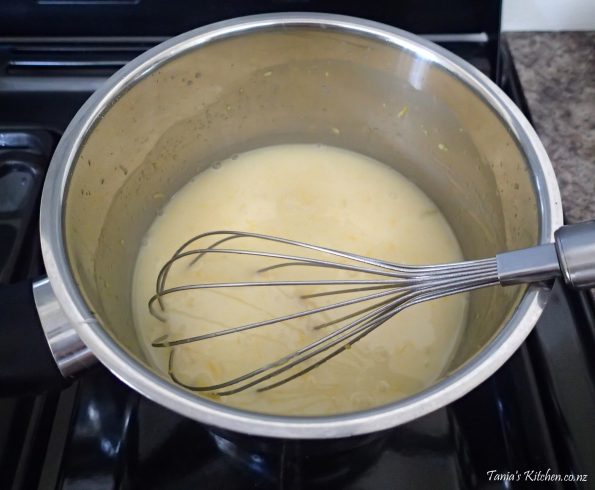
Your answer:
(132, 144), (468, 416)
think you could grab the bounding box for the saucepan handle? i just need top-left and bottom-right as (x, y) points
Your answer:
(0, 279), (66, 394)
(0, 278), (95, 396)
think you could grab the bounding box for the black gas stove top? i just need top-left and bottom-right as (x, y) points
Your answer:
(1, 6), (594, 489)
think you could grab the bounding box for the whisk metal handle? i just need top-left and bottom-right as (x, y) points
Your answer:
(497, 221), (595, 289)
(554, 220), (595, 289)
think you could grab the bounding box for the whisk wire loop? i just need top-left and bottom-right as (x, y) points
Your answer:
(148, 231), (499, 395)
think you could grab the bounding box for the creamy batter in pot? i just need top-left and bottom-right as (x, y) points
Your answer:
(132, 144), (468, 415)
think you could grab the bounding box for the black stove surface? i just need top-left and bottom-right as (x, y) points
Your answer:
(0, 36), (594, 490)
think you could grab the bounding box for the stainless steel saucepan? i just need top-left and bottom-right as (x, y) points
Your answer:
(0, 13), (590, 439)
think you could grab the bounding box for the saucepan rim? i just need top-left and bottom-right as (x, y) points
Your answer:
(40, 13), (563, 439)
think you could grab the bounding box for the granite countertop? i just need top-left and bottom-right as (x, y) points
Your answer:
(506, 32), (594, 224)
